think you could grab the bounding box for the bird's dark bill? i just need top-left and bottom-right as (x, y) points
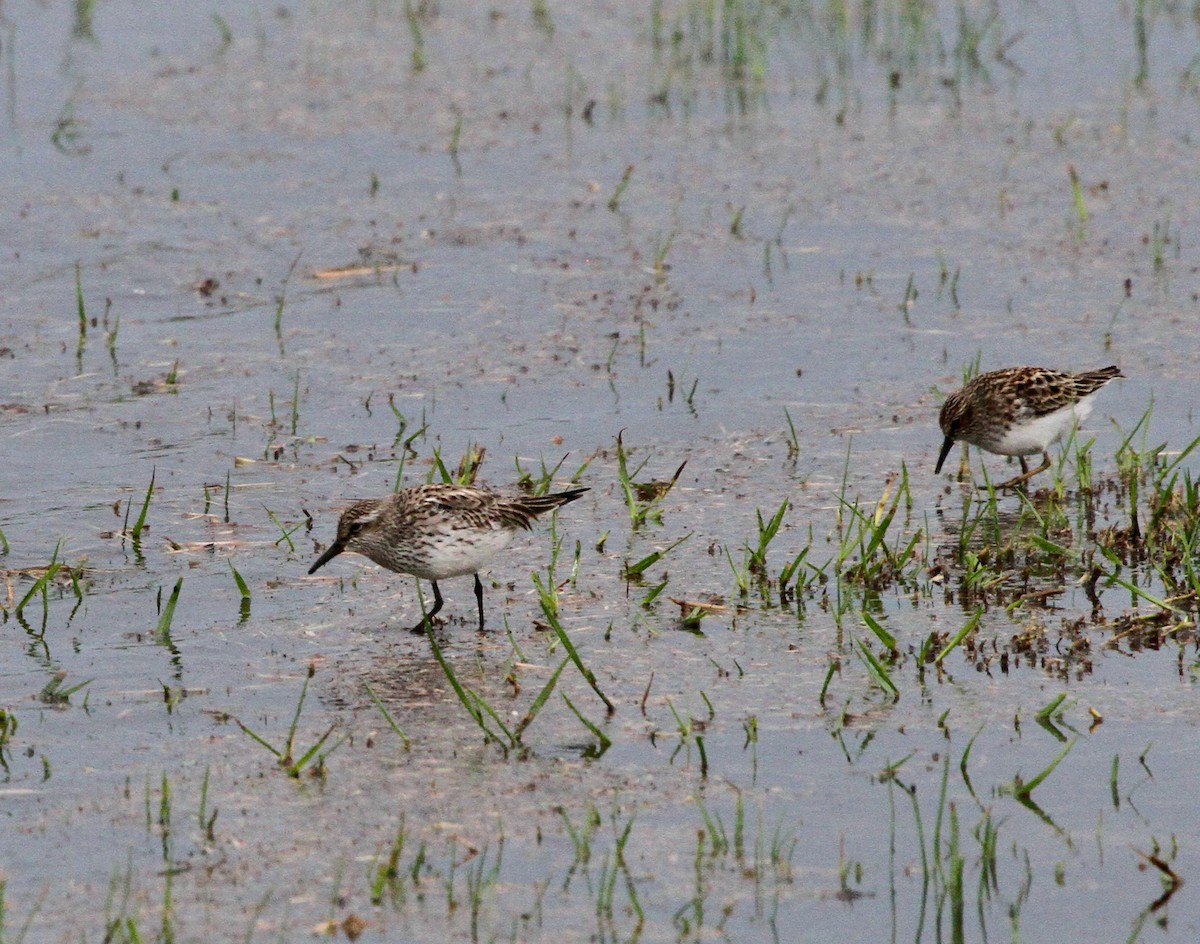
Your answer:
(308, 542), (345, 574)
(934, 436), (956, 475)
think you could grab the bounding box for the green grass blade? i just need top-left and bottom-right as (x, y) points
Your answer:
(621, 532), (691, 579)
(294, 726), (352, 777)
(430, 448), (453, 484)
(15, 541), (62, 618)
(364, 683), (411, 748)
(282, 668), (314, 761)
(533, 573), (615, 713)
(467, 690), (516, 744)
(861, 609), (896, 652)
(233, 719), (282, 758)
(284, 724), (345, 777)
(156, 578), (183, 643)
(228, 560), (251, 600)
(1035, 692), (1067, 724)
(514, 657), (570, 741)
(1107, 573), (1183, 613)
(855, 638), (898, 699)
(959, 724), (985, 799)
(818, 659), (836, 706)
(420, 585), (505, 745)
(562, 692), (612, 758)
(1015, 737), (1077, 798)
(75, 261), (87, 334)
(131, 467), (156, 542)
(935, 609), (982, 665)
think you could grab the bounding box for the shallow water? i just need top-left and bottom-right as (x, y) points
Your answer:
(2, 2), (1199, 941)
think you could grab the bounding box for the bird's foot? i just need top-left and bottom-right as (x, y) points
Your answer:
(408, 616), (442, 635)
(989, 453), (1051, 491)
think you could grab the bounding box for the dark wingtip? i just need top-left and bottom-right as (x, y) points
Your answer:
(308, 542), (344, 574)
(934, 436), (955, 475)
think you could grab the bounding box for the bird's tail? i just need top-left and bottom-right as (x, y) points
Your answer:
(500, 487), (589, 530)
(1076, 365), (1124, 395)
(520, 487), (589, 515)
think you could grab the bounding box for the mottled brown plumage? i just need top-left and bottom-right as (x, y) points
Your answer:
(936, 366), (1123, 488)
(309, 483), (588, 632)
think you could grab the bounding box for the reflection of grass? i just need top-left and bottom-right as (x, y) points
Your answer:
(645, 0), (1008, 117)
(232, 664), (348, 778)
(369, 815), (428, 907)
(1067, 164), (1087, 239)
(51, 83), (90, 154)
(404, 0), (426, 72)
(1148, 217), (1172, 272)
(448, 112), (463, 176)
(1133, 0), (1150, 87)
(531, 0), (554, 36)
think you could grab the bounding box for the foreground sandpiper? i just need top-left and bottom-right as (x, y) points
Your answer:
(308, 483), (588, 633)
(936, 365), (1124, 489)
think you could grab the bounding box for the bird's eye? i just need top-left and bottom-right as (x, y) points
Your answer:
(346, 520), (364, 536)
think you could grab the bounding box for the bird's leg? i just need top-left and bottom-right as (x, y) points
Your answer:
(473, 574), (485, 631)
(998, 451), (1052, 490)
(410, 580), (445, 634)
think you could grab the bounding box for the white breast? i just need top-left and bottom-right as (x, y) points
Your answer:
(409, 526), (516, 580)
(993, 398), (1094, 456)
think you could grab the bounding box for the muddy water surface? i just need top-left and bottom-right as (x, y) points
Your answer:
(2, 2), (1199, 942)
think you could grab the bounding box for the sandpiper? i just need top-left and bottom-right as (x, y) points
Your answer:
(308, 483), (588, 633)
(936, 365), (1123, 489)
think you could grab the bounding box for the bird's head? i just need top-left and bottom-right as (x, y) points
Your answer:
(935, 391), (972, 474)
(308, 500), (387, 574)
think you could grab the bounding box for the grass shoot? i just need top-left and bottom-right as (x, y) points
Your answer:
(615, 431), (686, 528)
(607, 164), (634, 211)
(129, 467), (156, 546)
(155, 578), (183, 644)
(233, 663), (347, 777)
